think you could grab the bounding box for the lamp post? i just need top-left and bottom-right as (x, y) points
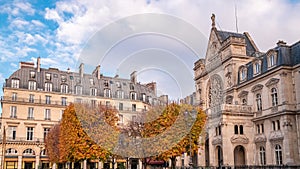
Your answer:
(184, 109), (197, 168)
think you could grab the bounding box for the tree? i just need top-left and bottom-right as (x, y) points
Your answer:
(45, 124), (61, 163)
(142, 103), (206, 169)
(45, 103), (120, 163)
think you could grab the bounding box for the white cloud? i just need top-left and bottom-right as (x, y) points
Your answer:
(31, 20), (45, 27)
(9, 18), (30, 29)
(14, 2), (35, 15)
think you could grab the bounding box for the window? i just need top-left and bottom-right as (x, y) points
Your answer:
(45, 73), (51, 80)
(75, 86), (82, 95)
(261, 124), (264, 133)
(104, 80), (109, 87)
(270, 55), (276, 67)
(234, 125), (243, 134)
(272, 121), (276, 131)
(23, 148), (34, 155)
(116, 90), (124, 99)
(28, 107), (34, 120)
(91, 100), (97, 107)
(61, 84), (68, 93)
(12, 93), (17, 101)
(106, 101), (110, 107)
(132, 104), (136, 111)
(11, 79), (19, 88)
(90, 88), (97, 96)
(29, 94), (34, 103)
(30, 71), (36, 78)
(259, 147), (266, 165)
(45, 83), (52, 92)
(8, 126), (16, 140)
(10, 106), (17, 118)
(119, 114), (124, 123)
(271, 88), (278, 106)
(119, 103), (123, 111)
(132, 115), (136, 122)
(234, 125), (239, 134)
(215, 126), (222, 136)
(6, 148), (17, 155)
(240, 67), (247, 81)
(130, 92), (137, 100)
(239, 125), (244, 135)
(257, 125), (260, 134)
(28, 81), (36, 90)
(45, 95), (51, 104)
(277, 120), (280, 130)
(255, 63), (261, 74)
(90, 79), (94, 85)
(61, 97), (67, 106)
(44, 128), (50, 140)
(256, 94), (262, 111)
(45, 109), (51, 120)
(26, 127), (34, 141)
(142, 93), (146, 102)
(104, 89), (110, 97)
(275, 145), (282, 165)
(130, 83), (134, 90)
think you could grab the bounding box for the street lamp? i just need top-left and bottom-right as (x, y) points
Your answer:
(184, 109), (197, 167)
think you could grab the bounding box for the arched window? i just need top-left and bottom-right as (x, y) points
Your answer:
(61, 84), (68, 93)
(271, 88), (278, 106)
(23, 149), (35, 155)
(275, 145), (282, 165)
(242, 99), (247, 105)
(239, 125), (244, 135)
(6, 148), (17, 155)
(256, 93), (262, 111)
(259, 146), (266, 165)
(234, 125), (239, 134)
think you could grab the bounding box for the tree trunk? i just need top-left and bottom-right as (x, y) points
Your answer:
(170, 156), (176, 169)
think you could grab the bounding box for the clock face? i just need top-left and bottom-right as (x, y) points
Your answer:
(208, 74), (223, 108)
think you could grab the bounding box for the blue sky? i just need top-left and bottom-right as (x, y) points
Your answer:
(0, 0), (300, 112)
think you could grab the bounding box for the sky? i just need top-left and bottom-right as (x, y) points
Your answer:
(0, 0), (300, 108)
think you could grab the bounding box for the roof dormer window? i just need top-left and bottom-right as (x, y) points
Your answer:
(239, 66), (247, 82)
(267, 51), (277, 68)
(253, 61), (261, 75)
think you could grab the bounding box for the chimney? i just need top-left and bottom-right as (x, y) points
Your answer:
(67, 68), (70, 73)
(92, 65), (101, 79)
(37, 57), (41, 72)
(130, 71), (137, 84)
(277, 40), (287, 47)
(79, 63), (84, 79)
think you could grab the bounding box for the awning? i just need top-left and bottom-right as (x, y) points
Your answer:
(146, 159), (164, 165)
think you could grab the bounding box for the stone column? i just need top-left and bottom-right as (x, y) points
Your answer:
(83, 160), (87, 169)
(35, 155), (40, 169)
(52, 163), (57, 169)
(17, 155), (22, 169)
(98, 161), (102, 169)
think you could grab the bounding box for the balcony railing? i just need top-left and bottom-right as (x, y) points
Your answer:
(1, 96), (67, 106)
(0, 137), (44, 143)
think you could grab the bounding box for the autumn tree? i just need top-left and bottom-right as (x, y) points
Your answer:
(141, 103), (206, 169)
(45, 124), (61, 163)
(45, 103), (120, 163)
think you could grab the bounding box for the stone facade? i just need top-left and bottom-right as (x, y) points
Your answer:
(194, 15), (300, 167)
(0, 58), (165, 169)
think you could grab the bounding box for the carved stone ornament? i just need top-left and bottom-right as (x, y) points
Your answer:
(265, 78), (280, 87)
(230, 135), (249, 144)
(251, 84), (263, 92)
(254, 134), (267, 143)
(238, 91), (249, 98)
(212, 136), (222, 145)
(209, 74), (224, 108)
(269, 130), (284, 142)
